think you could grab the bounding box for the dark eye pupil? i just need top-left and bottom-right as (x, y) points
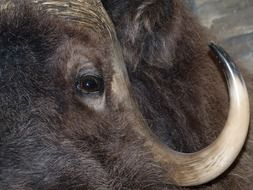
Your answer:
(82, 78), (98, 90)
(77, 75), (104, 94)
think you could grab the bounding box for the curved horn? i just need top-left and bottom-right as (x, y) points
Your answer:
(9, 1), (250, 186)
(128, 43), (250, 186)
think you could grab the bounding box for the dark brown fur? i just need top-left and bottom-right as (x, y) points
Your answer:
(103, 0), (229, 152)
(0, 0), (252, 189)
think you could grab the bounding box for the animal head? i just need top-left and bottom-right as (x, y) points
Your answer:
(0, 0), (250, 189)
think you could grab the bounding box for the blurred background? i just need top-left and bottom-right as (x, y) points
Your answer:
(187, 0), (253, 74)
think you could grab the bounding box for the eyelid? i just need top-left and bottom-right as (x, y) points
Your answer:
(77, 67), (102, 78)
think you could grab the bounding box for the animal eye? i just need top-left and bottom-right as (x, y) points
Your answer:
(76, 75), (104, 95)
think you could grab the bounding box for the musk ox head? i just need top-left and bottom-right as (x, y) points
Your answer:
(0, 0), (250, 189)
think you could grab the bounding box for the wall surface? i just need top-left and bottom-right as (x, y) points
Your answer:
(192, 0), (253, 74)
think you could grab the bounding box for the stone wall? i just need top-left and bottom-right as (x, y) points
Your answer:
(193, 0), (253, 74)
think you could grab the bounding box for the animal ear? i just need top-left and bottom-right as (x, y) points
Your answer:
(103, 0), (203, 70)
(102, 0), (172, 28)
(102, 0), (174, 69)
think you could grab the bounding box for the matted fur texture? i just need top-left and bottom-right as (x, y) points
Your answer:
(0, 0), (252, 189)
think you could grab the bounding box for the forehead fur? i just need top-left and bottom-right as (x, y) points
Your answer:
(0, 1), (112, 82)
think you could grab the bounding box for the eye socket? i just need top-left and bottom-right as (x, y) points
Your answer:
(76, 74), (104, 95)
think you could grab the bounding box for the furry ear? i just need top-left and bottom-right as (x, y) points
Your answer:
(102, 0), (205, 70)
(102, 0), (173, 69)
(102, 0), (172, 29)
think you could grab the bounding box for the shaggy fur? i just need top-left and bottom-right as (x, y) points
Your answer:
(102, 0), (229, 151)
(0, 0), (252, 189)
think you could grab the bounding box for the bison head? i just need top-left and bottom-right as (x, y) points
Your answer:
(0, 0), (250, 189)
